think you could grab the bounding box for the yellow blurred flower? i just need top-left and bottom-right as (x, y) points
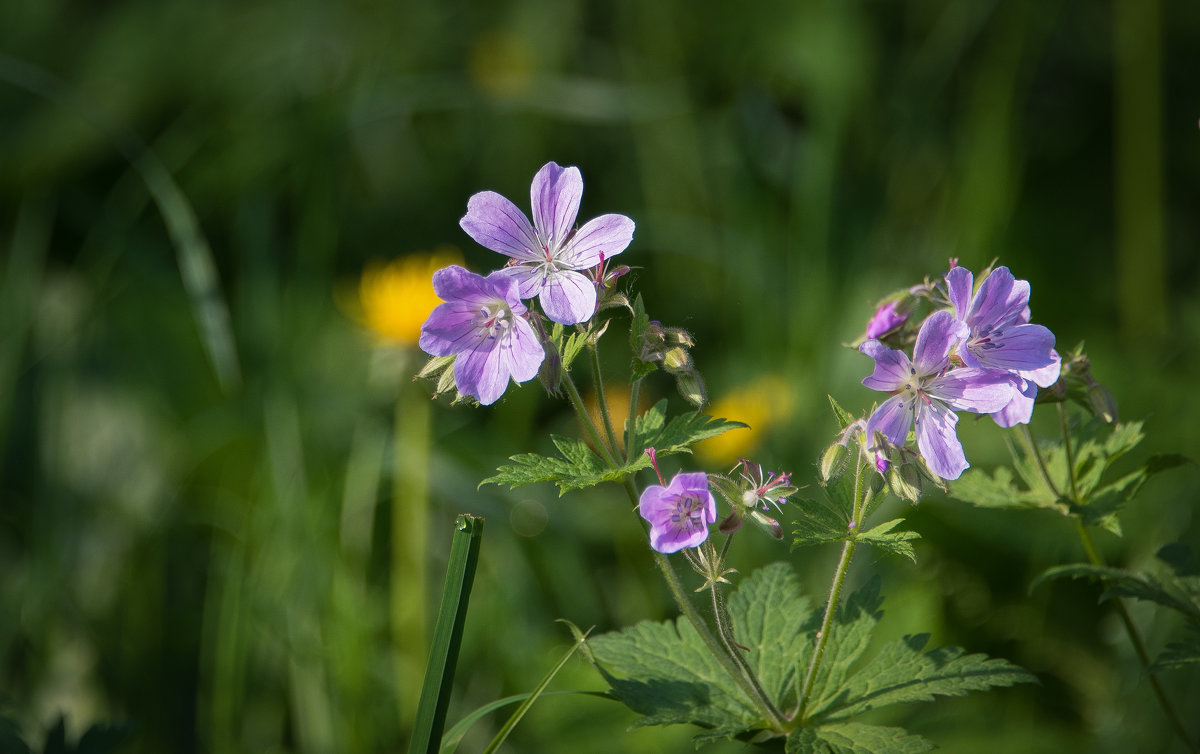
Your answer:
(695, 375), (795, 466)
(358, 247), (462, 346)
(585, 385), (637, 455)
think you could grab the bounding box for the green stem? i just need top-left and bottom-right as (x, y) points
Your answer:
(589, 344), (623, 458)
(562, 359), (786, 730)
(561, 370), (620, 469)
(625, 377), (643, 464)
(1039, 408), (1199, 754)
(1056, 403), (1082, 503)
(797, 452), (865, 719)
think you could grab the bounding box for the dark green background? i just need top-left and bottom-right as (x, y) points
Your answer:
(1, 1), (1198, 751)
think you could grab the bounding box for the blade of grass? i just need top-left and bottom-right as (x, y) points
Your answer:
(408, 514), (485, 754)
(0, 52), (241, 392)
(480, 622), (594, 754)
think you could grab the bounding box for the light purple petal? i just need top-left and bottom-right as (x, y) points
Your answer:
(969, 323), (1056, 372)
(505, 317), (546, 383)
(667, 471), (717, 522)
(967, 267), (1028, 330)
(639, 472), (715, 554)
(454, 338), (508, 405)
(460, 191), (541, 261)
(865, 394), (913, 447)
(419, 301), (480, 356)
(1023, 348), (1062, 388)
(539, 269), (597, 325)
(432, 265), (496, 303)
(560, 213), (635, 268)
(912, 310), (966, 376)
(915, 400), (969, 480)
(945, 266), (974, 321)
(495, 264), (548, 300)
(530, 162), (582, 251)
(990, 381), (1037, 428)
(926, 368), (1016, 414)
(860, 341), (912, 392)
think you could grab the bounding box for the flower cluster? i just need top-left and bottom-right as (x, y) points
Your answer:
(418, 162), (635, 404)
(858, 264), (1059, 481)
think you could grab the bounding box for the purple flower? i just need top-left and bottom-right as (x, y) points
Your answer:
(860, 310), (1015, 480)
(418, 265), (545, 405)
(865, 300), (908, 339)
(639, 471), (717, 553)
(945, 266), (1060, 427)
(459, 162), (635, 325)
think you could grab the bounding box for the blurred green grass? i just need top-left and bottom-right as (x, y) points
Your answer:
(1, 0), (1199, 752)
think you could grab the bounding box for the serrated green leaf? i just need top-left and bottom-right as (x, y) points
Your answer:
(792, 495), (855, 548)
(1148, 626), (1200, 672)
(856, 519), (920, 562)
(787, 722), (936, 754)
(629, 399), (747, 460)
(1032, 564), (1200, 620)
(481, 435), (650, 495)
(827, 395), (856, 431)
(560, 330), (589, 371)
(803, 578), (884, 717)
(587, 614), (760, 732)
(951, 466), (1058, 511)
(816, 634), (1036, 721)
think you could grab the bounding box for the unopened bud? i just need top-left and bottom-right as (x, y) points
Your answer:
(820, 442), (849, 484)
(1087, 382), (1119, 423)
(675, 370), (707, 408)
(888, 463), (923, 504)
(718, 508), (744, 534)
(749, 510), (783, 540)
(662, 346), (691, 373)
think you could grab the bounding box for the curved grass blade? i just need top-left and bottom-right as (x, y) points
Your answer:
(408, 514), (485, 754)
(0, 52), (241, 392)
(480, 622), (594, 754)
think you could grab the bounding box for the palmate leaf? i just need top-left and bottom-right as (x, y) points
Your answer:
(588, 563), (1034, 748)
(793, 475), (919, 562)
(481, 435), (650, 495)
(628, 399), (748, 459)
(812, 634), (1036, 722)
(787, 722), (935, 754)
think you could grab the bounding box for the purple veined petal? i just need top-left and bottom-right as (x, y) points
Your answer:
(969, 322), (1057, 372)
(432, 265), (497, 303)
(460, 191), (541, 261)
(926, 367), (1016, 414)
(1023, 348), (1061, 388)
(419, 301), (482, 356)
(990, 380), (1037, 428)
(860, 340), (912, 392)
(945, 266), (974, 321)
(967, 267), (1029, 330)
(865, 394), (913, 447)
(495, 264), (549, 300)
(504, 316), (547, 383)
(912, 310), (967, 376)
(865, 300), (907, 339)
(530, 162), (582, 251)
(560, 213), (635, 268)
(637, 484), (670, 522)
(453, 337), (508, 405)
(915, 399), (969, 480)
(539, 269), (598, 325)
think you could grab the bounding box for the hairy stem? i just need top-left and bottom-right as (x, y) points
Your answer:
(561, 367), (785, 729)
(625, 377), (643, 464)
(1048, 408), (1198, 753)
(797, 451), (865, 720)
(589, 343), (623, 458)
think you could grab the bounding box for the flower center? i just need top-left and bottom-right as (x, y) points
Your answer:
(670, 494), (707, 532)
(475, 298), (514, 340)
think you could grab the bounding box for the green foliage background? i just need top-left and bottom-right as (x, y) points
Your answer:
(1, 0), (1198, 751)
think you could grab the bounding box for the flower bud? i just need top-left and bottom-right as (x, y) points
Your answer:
(662, 346), (691, 373)
(819, 441), (849, 484)
(675, 369), (707, 408)
(888, 462), (923, 504)
(1087, 382), (1119, 423)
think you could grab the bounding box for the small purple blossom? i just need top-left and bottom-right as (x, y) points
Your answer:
(865, 300), (908, 339)
(860, 310), (1015, 480)
(418, 265), (545, 405)
(639, 471), (717, 553)
(459, 162), (635, 325)
(945, 266), (1060, 427)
